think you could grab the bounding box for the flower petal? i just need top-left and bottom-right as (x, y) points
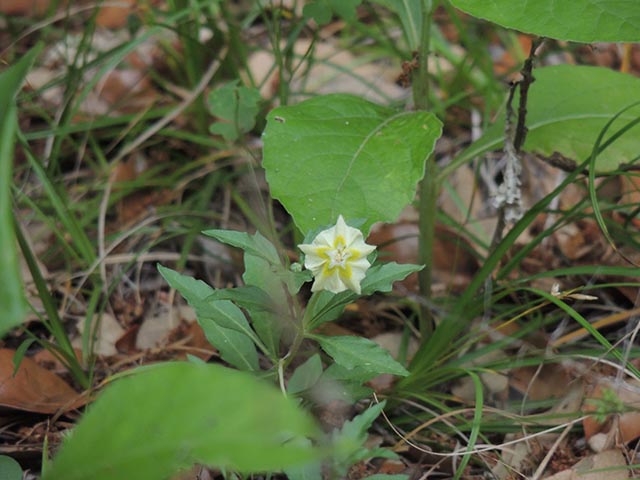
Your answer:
(312, 268), (347, 293)
(299, 215), (375, 295)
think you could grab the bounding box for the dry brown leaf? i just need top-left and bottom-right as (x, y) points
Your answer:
(73, 313), (125, 357)
(583, 378), (640, 445)
(136, 304), (196, 350)
(0, 0), (50, 15)
(543, 449), (628, 480)
(451, 349), (508, 402)
(492, 432), (557, 480)
(368, 221), (477, 294)
(0, 349), (83, 414)
(96, 0), (136, 28)
(510, 364), (573, 402)
(368, 332), (418, 392)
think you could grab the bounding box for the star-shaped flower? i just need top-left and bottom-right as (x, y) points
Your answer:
(298, 215), (376, 294)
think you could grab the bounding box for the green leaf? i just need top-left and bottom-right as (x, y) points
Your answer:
(360, 262), (423, 295)
(157, 264), (215, 305)
(323, 362), (379, 384)
(318, 364), (376, 402)
(370, 0), (422, 49)
(284, 438), (323, 480)
(312, 335), (409, 377)
(263, 94), (442, 235)
(305, 262), (423, 330)
(453, 65), (640, 175)
(330, 401), (396, 475)
(43, 362), (319, 480)
(449, 0), (640, 42)
(288, 354), (324, 394)
(205, 285), (279, 315)
(335, 401), (385, 444)
(0, 455), (23, 480)
(208, 80), (262, 141)
(158, 266), (260, 371)
(303, 0), (362, 24)
(198, 317), (260, 371)
(0, 45), (41, 337)
(202, 229), (281, 264)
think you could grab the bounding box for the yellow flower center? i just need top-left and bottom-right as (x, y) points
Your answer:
(328, 239), (351, 269)
(315, 235), (362, 281)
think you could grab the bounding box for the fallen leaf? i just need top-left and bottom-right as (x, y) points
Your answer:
(583, 378), (640, 445)
(0, 349), (83, 414)
(73, 313), (125, 357)
(543, 449), (628, 480)
(0, 0), (50, 15)
(493, 432), (557, 480)
(510, 363), (573, 401)
(368, 220), (477, 294)
(96, 0), (136, 29)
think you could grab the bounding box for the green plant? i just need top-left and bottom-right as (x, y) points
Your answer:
(6, 0), (640, 478)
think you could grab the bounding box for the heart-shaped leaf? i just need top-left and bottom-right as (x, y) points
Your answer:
(450, 0), (640, 42)
(263, 94), (442, 235)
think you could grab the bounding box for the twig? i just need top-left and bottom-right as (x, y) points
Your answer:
(514, 39), (544, 151)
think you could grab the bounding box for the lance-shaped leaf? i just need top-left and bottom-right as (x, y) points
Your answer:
(0, 46), (41, 337)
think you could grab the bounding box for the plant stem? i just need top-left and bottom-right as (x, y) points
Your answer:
(414, 0), (437, 338)
(412, 0), (433, 111)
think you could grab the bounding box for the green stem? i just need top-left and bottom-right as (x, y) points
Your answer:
(418, 158), (438, 337)
(414, 0), (437, 338)
(412, 0), (433, 110)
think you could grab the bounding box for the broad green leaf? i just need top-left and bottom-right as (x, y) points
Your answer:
(0, 46), (41, 337)
(323, 362), (379, 384)
(208, 80), (262, 142)
(0, 455), (22, 480)
(158, 266), (259, 370)
(263, 94), (442, 235)
(319, 364), (375, 401)
(43, 362), (319, 480)
(312, 335), (409, 377)
(451, 65), (640, 176)
(304, 262), (423, 330)
(288, 354), (324, 394)
(303, 0), (362, 24)
(449, 0), (640, 42)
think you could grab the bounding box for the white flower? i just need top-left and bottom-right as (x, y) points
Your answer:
(298, 215), (376, 294)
